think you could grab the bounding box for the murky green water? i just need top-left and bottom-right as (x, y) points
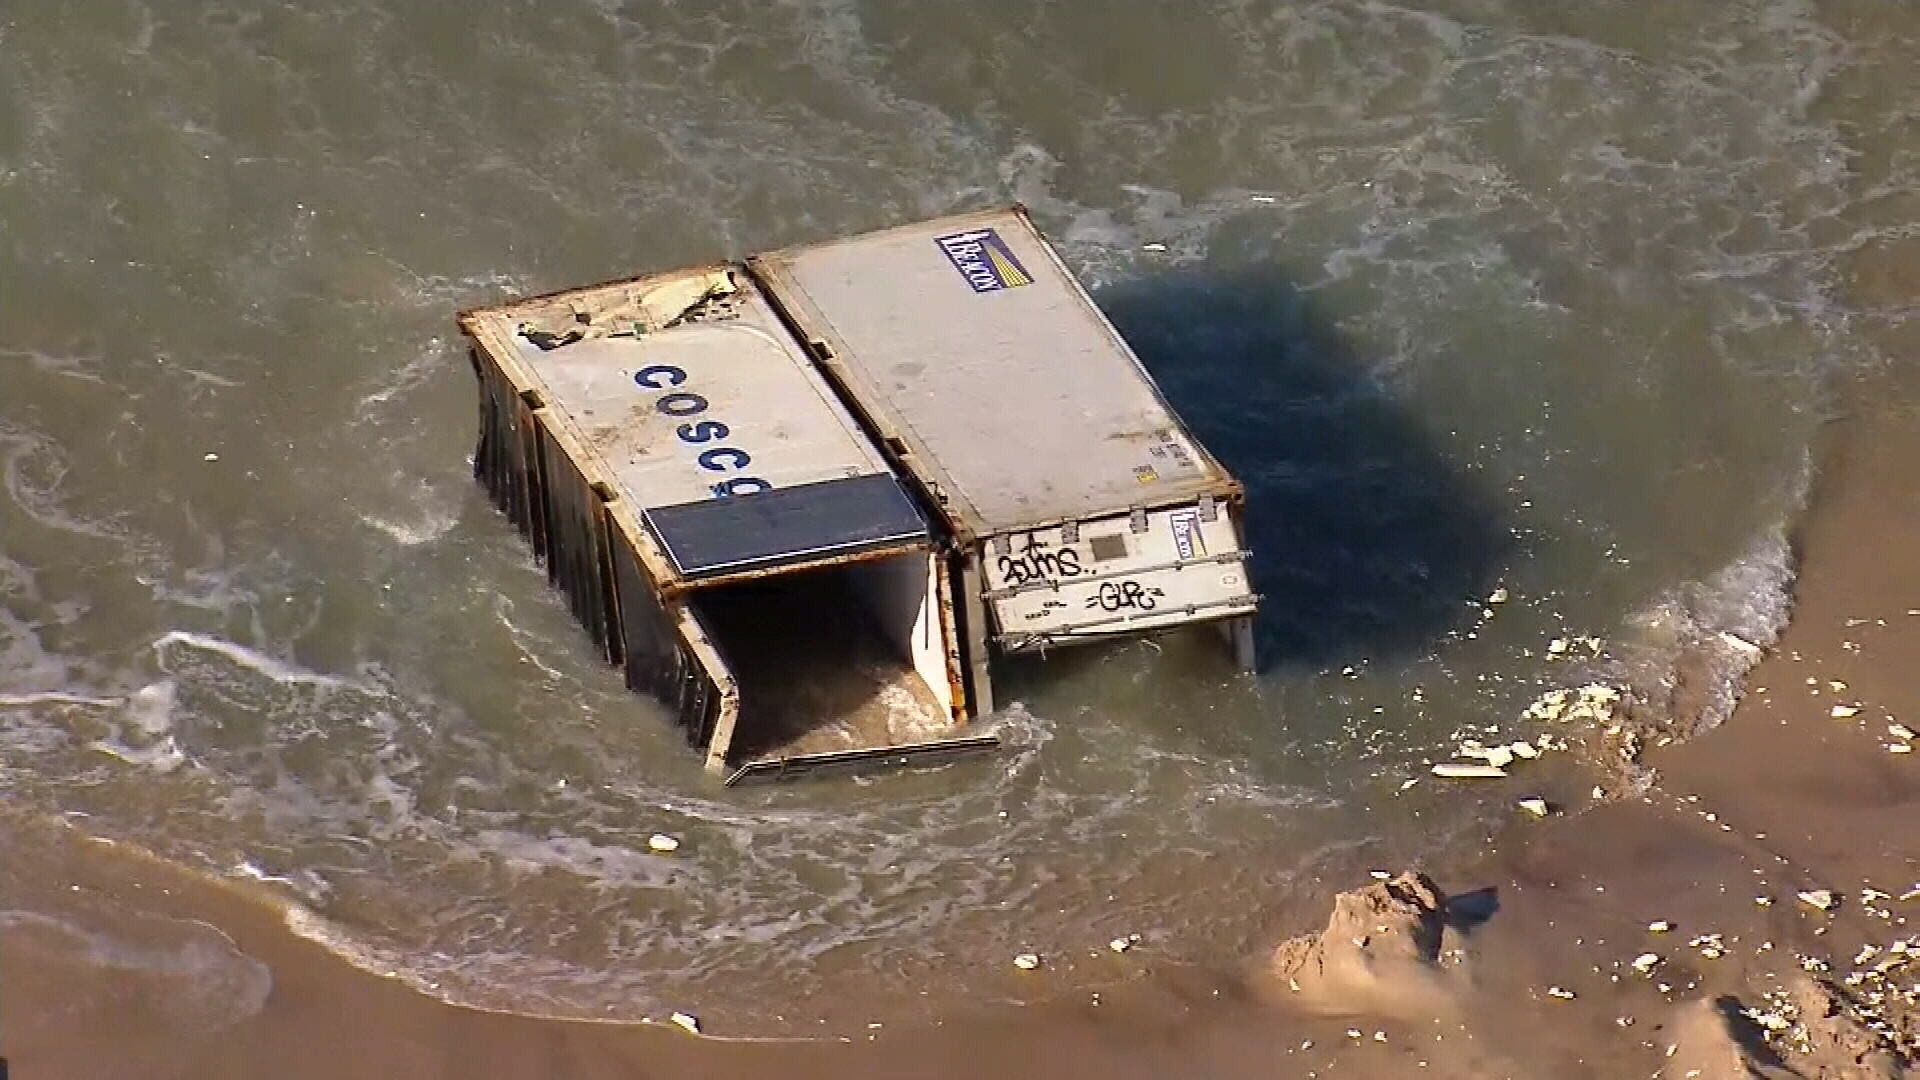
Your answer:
(2, 0), (1913, 1034)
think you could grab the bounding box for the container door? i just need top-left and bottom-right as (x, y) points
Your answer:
(983, 501), (1258, 650)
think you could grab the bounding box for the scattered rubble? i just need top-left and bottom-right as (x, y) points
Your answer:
(1672, 974), (1911, 1080)
(1799, 889), (1838, 912)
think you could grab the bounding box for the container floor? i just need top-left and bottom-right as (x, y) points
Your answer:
(690, 569), (952, 764)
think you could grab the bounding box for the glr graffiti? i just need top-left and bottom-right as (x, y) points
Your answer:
(1087, 579), (1163, 613)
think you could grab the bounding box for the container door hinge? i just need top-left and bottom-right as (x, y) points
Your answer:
(1129, 507), (1149, 534)
(1197, 494), (1218, 523)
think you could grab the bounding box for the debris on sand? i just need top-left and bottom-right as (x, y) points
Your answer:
(1672, 975), (1910, 1080)
(1799, 889), (1838, 912)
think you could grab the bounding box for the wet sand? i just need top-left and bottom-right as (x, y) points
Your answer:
(7, 378), (1919, 1079)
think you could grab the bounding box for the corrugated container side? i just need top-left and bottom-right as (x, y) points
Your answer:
(466, 335), (737, 754)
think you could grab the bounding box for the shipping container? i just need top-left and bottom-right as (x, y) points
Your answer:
(460, 267), (996, 784)
(749, 207), (1259, 714)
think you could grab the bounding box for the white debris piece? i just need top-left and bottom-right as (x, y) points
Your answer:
(1522, 683), (1624, 726)
(670, 1012), (701, 1034)
(1432, 762), (1508, 779)
(203, 452), (220, 462)
(1546, 986), (1576, 1000)
(1518, 798), (1551, 818)
(1487, 588), (1510, 604)
(1831, 704), (1861, 719)
(1484, 745), (1516, 769)
(1547, 638), (1571, 656)
(648, 834), (681, 853)
(1013, 953), (1041, 970)
(1798, 889), (1837, 911)
(1891, 743), (1914, 755)
(1648, 920), (1674, 934)
(1509, 741), (1541, 760)
(1631, 953), (1661, 974)
(1720, 632), (1762, 655)
(1109, 934), (1140, 953)
(1890, 723), (1916, 740)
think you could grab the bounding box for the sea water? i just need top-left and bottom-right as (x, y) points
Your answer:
(1, 0), (1911, 1034)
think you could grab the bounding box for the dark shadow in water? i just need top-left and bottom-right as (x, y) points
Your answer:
(997, 256), (1509, 694)
(1445, 886), (1501, 931)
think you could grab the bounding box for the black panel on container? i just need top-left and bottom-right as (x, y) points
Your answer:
(644, 474), (929, 581)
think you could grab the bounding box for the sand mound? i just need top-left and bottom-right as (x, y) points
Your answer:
(1667, 977), (1909, 1080)
(1268, 872), (1467, 1018)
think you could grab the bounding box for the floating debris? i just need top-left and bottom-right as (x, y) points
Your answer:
(1546, 986), (1577, 1000)
(1432, 762), (1508, 779)
(1631, 953), (1661, 974)
(1648, 920), (1674, 934)
(1517, 797), (1552, 818)
(1891, 743), (1914, 755)
(1720, 632), (1762, 655)
(1522, 683), (1624, 725)
(1013, 953), (1042, 970)
(1798, 889), (1837, 912)
(1487, 587), (1510, 605)
(1831, 704), (1862, 720)
(1109, 935), (1139, 954)
(1547, 638), (1571, 656)
(647, 834), (681, 853)
(1890, 723), (1916, 741)
(1509, 741), (1541, 760)
(670, 1012), (701, 1034)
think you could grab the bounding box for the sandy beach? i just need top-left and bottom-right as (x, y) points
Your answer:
(7, 373), (1916, 1080)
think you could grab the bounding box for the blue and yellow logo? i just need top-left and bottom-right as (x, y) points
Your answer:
(934, 228), (1033, 293)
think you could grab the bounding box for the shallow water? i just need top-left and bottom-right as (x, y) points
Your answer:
(1, 0), (1913, 1033)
